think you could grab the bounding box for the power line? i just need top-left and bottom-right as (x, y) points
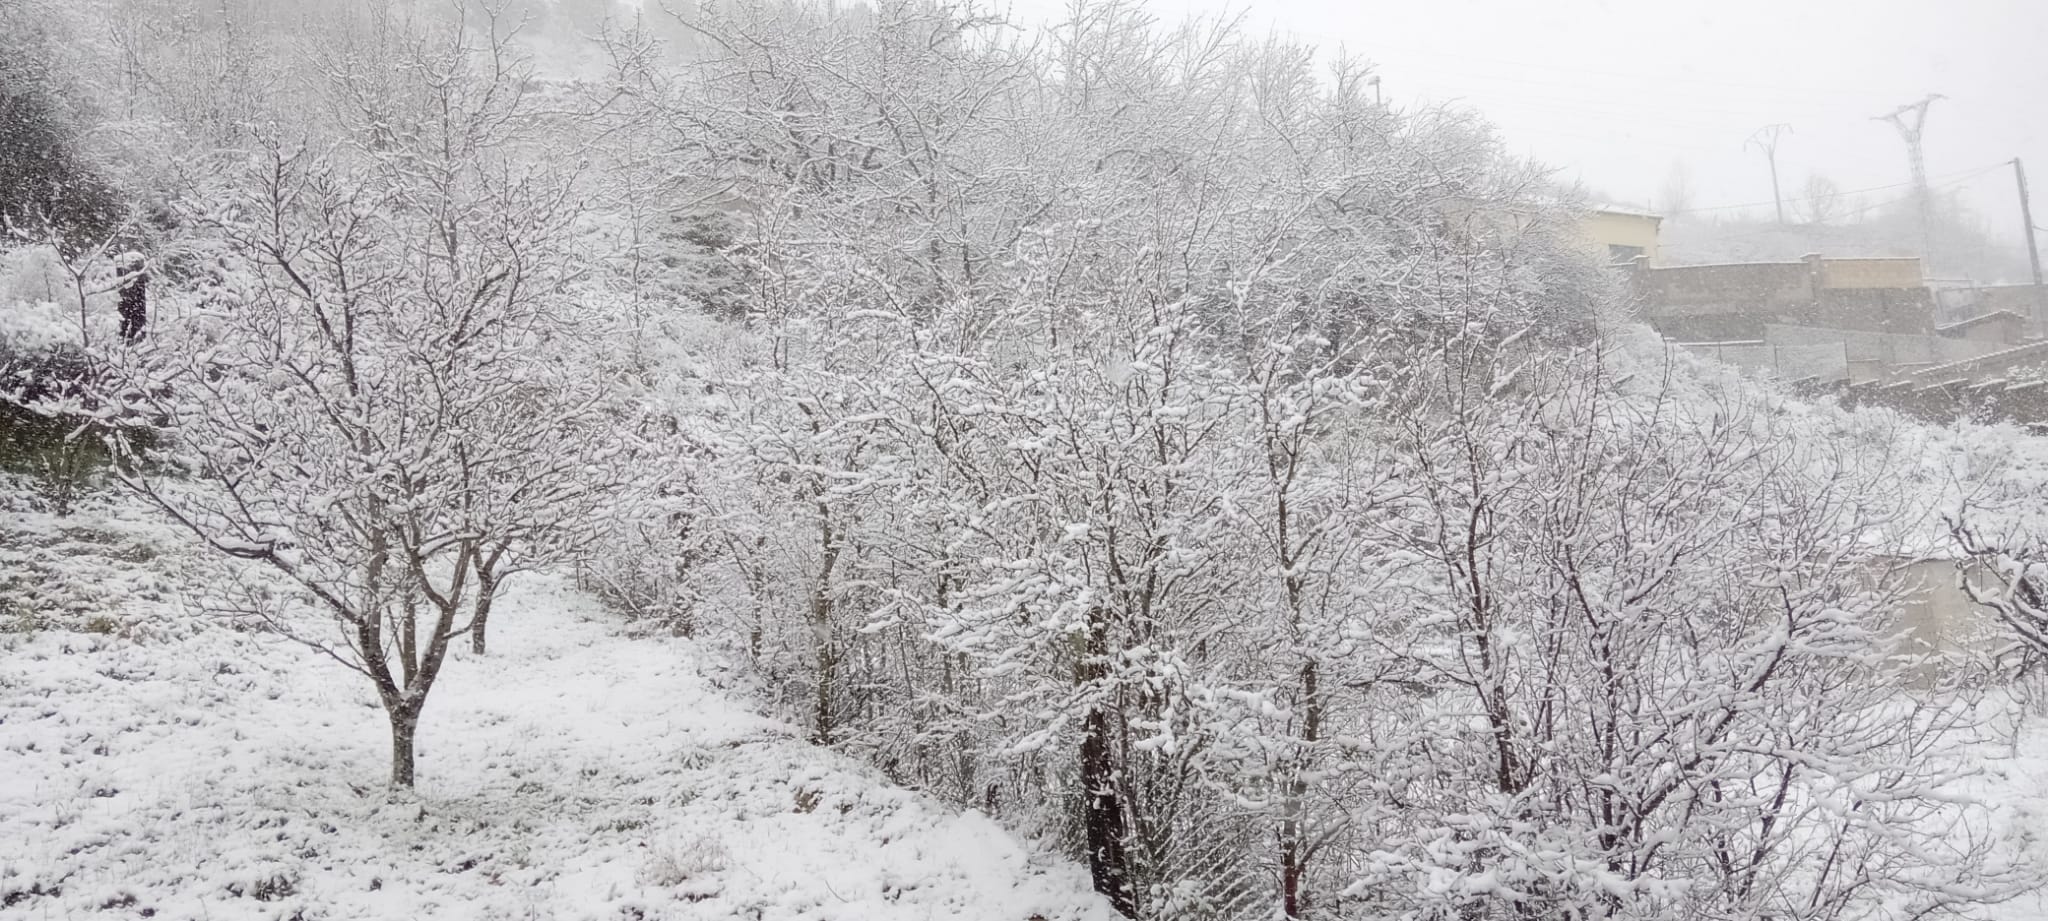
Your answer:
(1657, 191), (1926, 249)
(1411, 73), (1867, 116)
(1660, 169), (1998, 252)
(1382, 46), (1901, 101)
(1406, 77), (1839, 126)
(1665, 196), (1905, 245)
(1508, 124), (1731, 155)
(1671, 161), (2006, 216)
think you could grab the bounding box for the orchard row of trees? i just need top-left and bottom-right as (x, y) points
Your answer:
(3, 1), (2039, 919)
(574, 3), (2032, 920)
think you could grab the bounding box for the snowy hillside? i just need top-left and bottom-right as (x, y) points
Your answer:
(0, 495), (1116, 920)
(6, 0), (2048, 916)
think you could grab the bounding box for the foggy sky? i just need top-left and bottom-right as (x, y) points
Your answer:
(1004, 0), (2048, 253)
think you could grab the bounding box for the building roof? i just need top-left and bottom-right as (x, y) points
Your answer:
(1587, 202), (1663, 220)
(1936, 309), (2028, 334)
(1647, 259), (1807, 270)
(1911, 339), (2048, 382)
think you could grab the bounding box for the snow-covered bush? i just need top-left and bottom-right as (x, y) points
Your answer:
(1, 246), (113, 515)
(0, 246), (72, 315)
(640, 834), (730, 891)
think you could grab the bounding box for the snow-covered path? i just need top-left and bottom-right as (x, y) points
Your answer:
(1, 558), (1114, 920)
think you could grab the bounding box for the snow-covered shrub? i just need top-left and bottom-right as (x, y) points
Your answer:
(639, 834), (729, 890)
(0, 246), (71, 313)
(1, 247), (109, 515)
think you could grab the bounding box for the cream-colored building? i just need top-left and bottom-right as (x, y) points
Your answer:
(1580, 205), (1663, 266)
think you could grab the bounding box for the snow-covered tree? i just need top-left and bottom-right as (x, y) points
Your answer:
(1335, 339), (2025, 921)
(99, 18), (625, 788)
(556, 4), (2029, 918)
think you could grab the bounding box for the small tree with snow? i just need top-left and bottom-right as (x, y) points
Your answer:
(100, 17), (620, 788)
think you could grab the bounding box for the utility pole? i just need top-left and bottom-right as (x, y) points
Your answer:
(1746, 123), (1793, 225)
(1874, 94), (1945, 269)
(2016, 158), (2045, 326)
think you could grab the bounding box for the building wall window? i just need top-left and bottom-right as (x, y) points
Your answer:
(1608, 244), (1645, 264)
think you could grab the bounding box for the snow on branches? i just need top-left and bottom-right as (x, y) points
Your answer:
(579, 4), (2033, 919)
(95, 17), (637, 789)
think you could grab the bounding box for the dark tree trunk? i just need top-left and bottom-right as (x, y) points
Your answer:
(1280, 822), (1303, 919)
(1078, 610), (1135, 917)
(811, 640), (837, 745)
(375, 542), (468, 790)
(389, 706), (420, 788)
(1081, 703), (1135, 917)
(1280, 658), (1322, 919)
(809, 506), (840, 746)
(470, 568), (497, 655)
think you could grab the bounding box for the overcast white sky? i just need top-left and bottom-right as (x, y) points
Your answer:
(1002, 0), (2048, 248)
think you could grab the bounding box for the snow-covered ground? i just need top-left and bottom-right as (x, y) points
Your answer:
(0, 495), (1116, 920)
(1965, 690), (2048, 921)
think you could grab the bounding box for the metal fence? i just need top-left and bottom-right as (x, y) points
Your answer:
(1677, 340), (1851, 383)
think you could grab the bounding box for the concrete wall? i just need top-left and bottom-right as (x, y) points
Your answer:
(1636, 261), (1812, 312)
(1830, 377), (2048, 425)
(1678, 324), (2006, 385)
(1981, 284), (2048, 331)
(1895, 559), (2001, 659)
(1933, 286), (1983, 326)
(1635, 256), (1936, 337)
(1762, 324), (2004, 367)
(1946, 314), (2026, 343)
(1801, 288), (1937, 334)
(1649, 315), (1762, 341)
(1815, 257), (1924, 289)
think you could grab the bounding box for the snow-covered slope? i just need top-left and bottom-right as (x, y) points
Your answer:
(0, 497), (1116, 920)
